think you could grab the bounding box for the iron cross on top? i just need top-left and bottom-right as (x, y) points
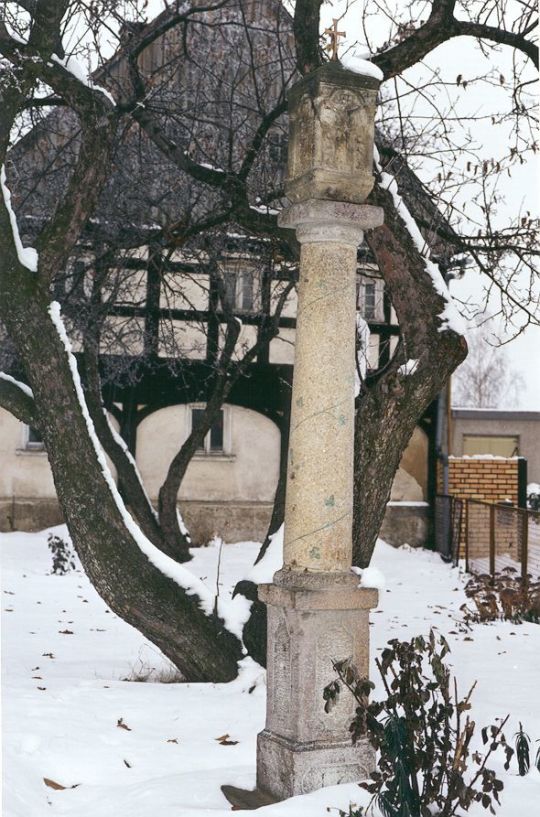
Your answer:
(324, 18), (346, 61)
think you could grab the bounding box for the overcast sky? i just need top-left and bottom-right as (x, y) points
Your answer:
(318, 1), (539, 409)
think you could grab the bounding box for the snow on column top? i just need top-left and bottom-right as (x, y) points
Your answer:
(340, 52), (384, 82)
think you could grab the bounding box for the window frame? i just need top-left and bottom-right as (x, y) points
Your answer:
(22, 424), (46, 452)
(222, 266), (260, 315)
(188, 403), (233, 458)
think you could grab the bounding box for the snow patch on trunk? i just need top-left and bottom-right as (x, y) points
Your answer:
(373, 148), (465, 336)
(1, 166), (38, 272)
(398, 358), (419, 376)
(47, 301), (241, 639)
(51, 54), (116, 104)
(0, 372), (34, 398)
(355, 314), (370, 396)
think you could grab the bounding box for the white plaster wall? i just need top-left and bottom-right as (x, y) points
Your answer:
(390, 426), (429, 501)
(136, 403), (280, 502)
(0, 407), (118, 499)
(271, 281), (297, 318)
(159, 319), (207, 358)
(161, 272), (210, 310)
(0, 409), (56, 498)
(269, 327), (295, 364)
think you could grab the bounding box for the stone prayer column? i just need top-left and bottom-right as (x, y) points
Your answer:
(256, 63), (384, 799)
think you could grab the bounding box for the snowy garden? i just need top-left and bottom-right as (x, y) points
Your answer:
(2, 526), (540, 817)
(1, 1), (539, 815)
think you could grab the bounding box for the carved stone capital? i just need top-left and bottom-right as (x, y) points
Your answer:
(278, 199), (384, 246)
(286, 63), (380, 205)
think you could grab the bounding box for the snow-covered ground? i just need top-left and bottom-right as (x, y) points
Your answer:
(2, 527), (539, 816)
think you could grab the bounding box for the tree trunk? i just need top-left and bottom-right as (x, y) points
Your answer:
(82, 344), (182, 559)
(157, 379), (233, 558)
(352, 180), (467, 566)
(0, 267), (242, 681)
(253, 416), (288, 564)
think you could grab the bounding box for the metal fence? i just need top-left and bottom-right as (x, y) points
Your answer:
(434, 494), (463, 565)
(435, 494), (540, 580)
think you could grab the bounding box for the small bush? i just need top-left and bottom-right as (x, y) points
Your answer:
(324, 630), (513, 817)
(462, 568), (540, 624)
(121, 657), (183, 683)
(326, 806), (365, 817)
(47, 534), (76, 575)
(513, 724), (540, 776)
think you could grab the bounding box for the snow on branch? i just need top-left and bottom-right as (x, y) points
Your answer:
(0, 372), (34, 398)
(1, 166), (38, 272)
(373, 149), (465, 336)
(51, 54), (116, 105)
(398, 358), (419, 376)
(48, 301), (245, 641)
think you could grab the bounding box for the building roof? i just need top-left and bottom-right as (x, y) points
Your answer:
(452, 409), (540, 421)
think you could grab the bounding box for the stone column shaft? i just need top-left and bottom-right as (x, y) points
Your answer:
(284, 225), (359, 572)
(281, 202), (384, 575)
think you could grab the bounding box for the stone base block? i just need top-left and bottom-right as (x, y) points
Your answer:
(256, 573), (377, 801)
(257, 729), (374, 799)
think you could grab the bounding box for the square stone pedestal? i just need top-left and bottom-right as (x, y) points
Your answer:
(256, 571), (377, 800)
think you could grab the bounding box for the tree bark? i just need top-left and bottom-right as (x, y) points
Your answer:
(0, 250), (242, 683)
(82, 344), (180, 558)
(352, 180), (467, 566)
(254, 416), (289, 565)
(0, 376), (37, 427)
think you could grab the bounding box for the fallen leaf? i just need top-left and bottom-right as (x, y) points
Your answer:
(58, 629), (74, 635)
(216, 733), (239, 746)
(32, 676), (43, 680)
(43, 778), (80, 791)
(42, 653), (55, 658)
(117, 718), (132, 731)
(37, 687), (47, 691)
(123, 759), (132, 768)
(166, 738), (179, 744)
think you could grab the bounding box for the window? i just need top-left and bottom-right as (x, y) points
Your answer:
(25, 425), (45, 451)
(223, 270), (258, 313)
(463, 435), (519, 457)
(356, 275), (382, 321)
(190, 406), (231, 456)
(268, 132), (288, 167)
(363, 282), (376, 320)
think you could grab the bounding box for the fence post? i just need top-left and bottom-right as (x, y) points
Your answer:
(489, 504), (496, 579)
(464, 499), (469, 572)
(521, 510), (529, 585)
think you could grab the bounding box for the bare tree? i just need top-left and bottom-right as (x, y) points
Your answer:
(0, 0), (538, 677)
(452, 326), (525, 407)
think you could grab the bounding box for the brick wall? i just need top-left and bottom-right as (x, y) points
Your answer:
(437, 456), (528, 562)
(438, 456), (523, 505)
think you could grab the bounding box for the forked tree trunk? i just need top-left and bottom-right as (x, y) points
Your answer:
(0, 269), (242, 682)
(82, 345), (179, 558)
